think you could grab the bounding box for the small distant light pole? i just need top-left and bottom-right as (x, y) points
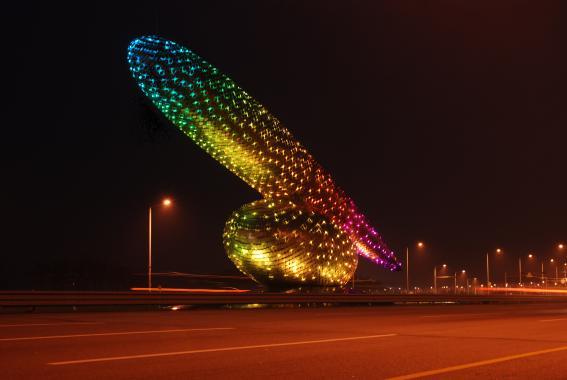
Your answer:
(459, 270), (466, 295)
(527, 253), (535, 288)
(518, 257), (522, 287)
(433, 263), (447, 294)
(433, 266), (436, 294)
(550, 259), (558, 285)
(148, 197), (172, 291)
(406, 242), (424, 294)
(453, 272), (457, 294)
(486, 248), (503, 287)
(557, 244), (565, 284)
(486, 252), (490, 287)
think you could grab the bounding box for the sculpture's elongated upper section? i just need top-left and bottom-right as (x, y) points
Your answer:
(127, 35), (401, 272)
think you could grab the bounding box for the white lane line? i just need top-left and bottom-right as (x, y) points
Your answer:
(540, 318), (567, 322)
(49, 333), (397, 365)
(386, 344), (567, 380)
(0, 322), (101, 328)
(421, 313), (497, 318)
(1, 327), (234, 342)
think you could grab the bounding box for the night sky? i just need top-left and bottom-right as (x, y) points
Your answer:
(2, 1), (565, 290)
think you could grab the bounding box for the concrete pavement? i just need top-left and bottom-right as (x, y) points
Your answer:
(1, 303), (566, 379)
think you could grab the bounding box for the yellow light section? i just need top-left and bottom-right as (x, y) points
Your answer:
(193, 116), (272, 182)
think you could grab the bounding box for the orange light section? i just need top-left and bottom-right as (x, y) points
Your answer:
(477, 287), (567, 295)
(131, 287), (250, 293)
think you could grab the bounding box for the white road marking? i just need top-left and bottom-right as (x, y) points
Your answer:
(48, 333), (397, 365)
(1, 327), (234, 342)
(0, 322), (101, 328)
(420, 313), (494, 318)
(539, 318), (567, 322)
(386, 345), (567, 380)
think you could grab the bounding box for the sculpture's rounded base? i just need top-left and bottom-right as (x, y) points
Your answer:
(223, 198), (358, 288)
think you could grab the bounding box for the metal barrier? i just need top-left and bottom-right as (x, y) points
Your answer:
(1, 291), (566, 307)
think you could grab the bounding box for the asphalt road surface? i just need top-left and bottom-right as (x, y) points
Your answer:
(1, 303), (567, 379)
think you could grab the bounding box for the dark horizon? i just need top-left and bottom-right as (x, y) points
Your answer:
(1, 1), (565, 290)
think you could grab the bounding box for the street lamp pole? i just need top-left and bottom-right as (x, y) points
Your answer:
(433, 266), (437, 294)
(406, 242), (424, 294)
(148, 206), (152, 291)
(518, 257), (522, 286)
(406, 247), (409, 294)
(454, 272), (457, 294)
(147, 198), (172, 292)
(486, 252), (490, 287)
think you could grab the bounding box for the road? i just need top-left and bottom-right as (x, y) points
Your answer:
(1, 303), (566, 379)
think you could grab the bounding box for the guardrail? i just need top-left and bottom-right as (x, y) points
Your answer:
(1, 291), (567, 307)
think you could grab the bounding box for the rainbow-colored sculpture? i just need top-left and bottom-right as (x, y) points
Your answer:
(128, 36), (401, 288)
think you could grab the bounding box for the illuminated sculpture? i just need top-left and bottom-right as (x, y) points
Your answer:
(128, 36), (401, 288)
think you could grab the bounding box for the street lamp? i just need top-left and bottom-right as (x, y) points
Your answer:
(458, 270), (467, 294)
(526, 253), (536, 286)
(486, 248), (503, 287)
(558, 244), (566, 283)
(405, 241), (425, 294)
(550, 258), (559, 285)
(433, 264), (447, 294)
(148, 197), (173, 291)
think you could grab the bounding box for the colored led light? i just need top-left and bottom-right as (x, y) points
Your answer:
(128, 36), (401, 288)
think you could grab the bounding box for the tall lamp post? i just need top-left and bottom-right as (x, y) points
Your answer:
(458, 270), (467, 294)
(527, 253), (535, 287)
(486, 248), (503, 287)
(406, 241), (424, 294)
(559, 244), (565, 284)
(433, 264), (447, 294)
(518, 256), (522, 286)
(148, 197), (172, 291)
(550, 259), (558, 285)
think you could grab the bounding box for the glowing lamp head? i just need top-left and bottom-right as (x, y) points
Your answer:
(162, 198), (172, 207)
(496, 248), (502, 253)
(559, 244), (564, 250)
(442, 264), (447, 268)
(461, 270), (466, 273)
(417, 242), (424, 248)
(528, 253), (533, 259)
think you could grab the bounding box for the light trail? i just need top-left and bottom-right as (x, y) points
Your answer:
(476, 287), (567, 295)
(130, 287), (251, 293)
